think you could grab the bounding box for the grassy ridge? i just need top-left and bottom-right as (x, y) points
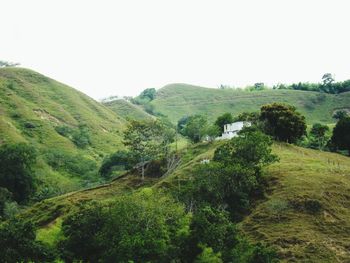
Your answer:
(0, 68), (127, 193)
(151, 83), (350, 124)
(103, 99), (154, 121)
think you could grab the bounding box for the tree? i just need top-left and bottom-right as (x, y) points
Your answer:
(333, 110), (348, 120)
(322, 73), (334, 86)
(60, 189), (190, 262)
(215, 113), (233, 133)
(0, 143), (36, 203)
(183, 115), (208, 143)
(309, 123), (329, 150)
(0, 218), (54, 262)
(260, 103), (307, 143)
(214, 130), (278, 170)
(139, 88), (157, 101)
(123, 120), (174, 179)
(331, 117), (350, 155)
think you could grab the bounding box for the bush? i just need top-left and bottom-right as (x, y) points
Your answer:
(99, 150), (135, 178)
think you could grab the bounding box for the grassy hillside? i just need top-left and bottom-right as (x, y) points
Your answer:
(151, 83), (350, 124)
(0, 68), (127, 195)
(16, 140), (350, 262)
(103, 99), (154, 121)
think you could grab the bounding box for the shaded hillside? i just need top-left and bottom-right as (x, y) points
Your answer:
(151, 83), (350, 124)
(103, 99), (154, 121)
(0, 68), (126, 194)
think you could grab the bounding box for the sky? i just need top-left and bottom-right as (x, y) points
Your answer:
(1, 0), (350, 100)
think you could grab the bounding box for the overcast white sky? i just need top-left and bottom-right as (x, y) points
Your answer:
(1, 0), (350, 99)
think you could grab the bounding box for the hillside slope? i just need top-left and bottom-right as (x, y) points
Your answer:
(103, 99), (154, 121)
(151, 83), (350, 124)
(0, 68), (127, 194)
(19, 141), (350, 262)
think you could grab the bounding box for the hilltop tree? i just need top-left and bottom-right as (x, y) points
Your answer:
(215, 113), (233, 133)
(0, 143), (36, 203)
(322, 73), (334, 86)
(260, 103), (307, 143)
(139, 88), (157, 101)
(331, 117), (350, 155)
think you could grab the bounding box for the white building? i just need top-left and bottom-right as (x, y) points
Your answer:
(216, 121), (251, 140)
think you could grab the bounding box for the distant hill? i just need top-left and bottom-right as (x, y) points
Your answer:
(103, 99), (154, 122)
(151, 83), (350, 124)
(0, 68), (127, 195)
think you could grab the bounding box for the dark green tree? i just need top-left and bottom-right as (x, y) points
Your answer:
(0, 218), (54, 262)
(215, 113), (233, 133)
(99, 150), (136, 178)
(333, 110), (348, 120)
(260, 103), (307, 143)
(183, 115), (208, 143)
(0, 143), (36, 202)
(331, 117), (350, 155)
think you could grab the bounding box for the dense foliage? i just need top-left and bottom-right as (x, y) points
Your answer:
(331, 117), (350, 155)
(215, 113), (233, 133)
(0, 218), (54, 262)
(260, 103), (307, 143)
(0, 143), (36, 203)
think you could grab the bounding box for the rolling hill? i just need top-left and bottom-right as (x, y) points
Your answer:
(150, 83), (350, 124)
(0, 67), (127, 195)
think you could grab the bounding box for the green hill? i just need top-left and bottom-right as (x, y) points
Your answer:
(103, 99), (154, 121)
(0, 68), (127, 195)
(151, 83), (350, 124)
(18, 141), (350, 262)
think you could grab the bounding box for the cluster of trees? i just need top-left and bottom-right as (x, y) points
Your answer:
(274, 73), (350, 94)
(37, 128), (279, 262)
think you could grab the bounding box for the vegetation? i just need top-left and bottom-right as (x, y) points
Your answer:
(260, 103), (307, 143)
(331, 117), (350, 155)
(150, 83), (350, 124)
(215, 113), (233, 133)
(0, 143), (36, 203)
(182, 115), (209, 143)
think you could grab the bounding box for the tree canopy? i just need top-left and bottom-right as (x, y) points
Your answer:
(331, 117), (350, 155)
(260, 103), (306, 143)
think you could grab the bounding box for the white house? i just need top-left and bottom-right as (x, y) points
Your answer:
(216, 121), (251, 140)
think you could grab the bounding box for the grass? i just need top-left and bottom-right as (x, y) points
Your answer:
(103, 99), (154, 121)
(151, 83), (350, 124)
(0, 67), (128, 194)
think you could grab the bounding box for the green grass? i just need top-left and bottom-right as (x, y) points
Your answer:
(103, 99), (154, 121)
(0, 68), (128, 194)
(151, 83), (350, 124)
(36, 218), (63, 247)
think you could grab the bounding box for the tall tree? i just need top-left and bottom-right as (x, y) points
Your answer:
(260, 103), (306, 143)
(123, 120), (174, 179)
(331, 117), (350, 155)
